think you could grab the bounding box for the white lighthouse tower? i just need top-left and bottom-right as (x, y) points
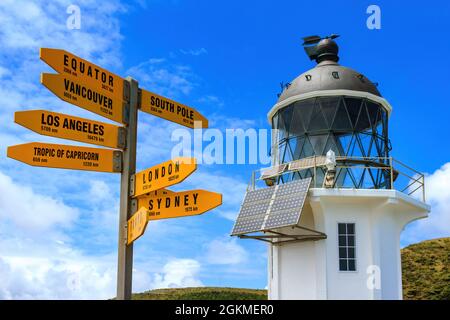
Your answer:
(231, 35), (430, 300)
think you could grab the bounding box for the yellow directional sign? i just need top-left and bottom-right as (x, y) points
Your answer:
(143, 188), (174, 197)
(140, 89), (208, 129)
(40, 48), (126, 100)
(133, 157), (196, 198)
(136, 189), (222, 221)
(14, 110), (126, 149)
(7, 142), (122, 173)
(41, 73), (126, 124)
(127, 207), (148, 245)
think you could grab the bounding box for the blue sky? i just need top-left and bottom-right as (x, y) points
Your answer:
(0, 0), (449, 299)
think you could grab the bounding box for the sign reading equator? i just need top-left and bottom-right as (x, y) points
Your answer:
(14, 110), (126, 149)
(40, 48), (126, 100)
(140, 89), (208, 129)
(41, 73), (126, 124)
(136, 189), (222, 221)
(132, 157), (197, 198)
(7, 142), (122, 173)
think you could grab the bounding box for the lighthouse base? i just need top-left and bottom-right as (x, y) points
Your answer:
(267, 188), (429, 300)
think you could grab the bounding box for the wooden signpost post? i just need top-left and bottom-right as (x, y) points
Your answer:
(6, 47), (221, 300)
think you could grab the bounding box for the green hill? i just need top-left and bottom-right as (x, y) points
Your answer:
(133, 237), (450, 300)
(402, 237), (450, 300)
(132, 287), (267, 300)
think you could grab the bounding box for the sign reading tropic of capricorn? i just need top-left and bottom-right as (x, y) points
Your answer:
(6, 47), (221, 300)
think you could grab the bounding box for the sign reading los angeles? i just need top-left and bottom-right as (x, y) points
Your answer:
(7, 142), (122, 173)
(14, 110), (126, 149)
(136, 189), (222, 221)
(132, 157), (197, 198)
(40, 48), (126, 100)
(41, 73), (125, 124)
(140, 89), (208, 129)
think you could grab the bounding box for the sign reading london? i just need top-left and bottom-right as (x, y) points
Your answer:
(7, 142), (122, 173)
(15, 110), (125, 149)
(40, 48), (126, 100)
(133, 157), (197, 198)
(137, 189), (222, 221)
(41, 73), (125, 124)
(140, 90), (208, 129)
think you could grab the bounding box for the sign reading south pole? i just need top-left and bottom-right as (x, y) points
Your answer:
(14, 110), (126, 149)
(7, 142), (122, 173)
(140, 89), (208, 129)
(136, 189), (222, 221)
(133, 157), (197, 198)
(41, 73), (126, 124)
(40, 48), (126, 100)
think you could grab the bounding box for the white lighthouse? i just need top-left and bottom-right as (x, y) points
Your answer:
(231, 35), (430, 300)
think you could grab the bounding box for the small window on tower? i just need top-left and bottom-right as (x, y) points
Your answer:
(338, 223), (356, 271)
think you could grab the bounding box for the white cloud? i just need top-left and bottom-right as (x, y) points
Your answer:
(180, 48), (208, 56)
(402, 162), (450, 245)
(0, 171), (79, 234)
(198, 95), (225, 108)
(127, 58), (197, 97)
(205, 237), (248, 265)
(151, 259), (203, 289)
(0, 255), (116, 299)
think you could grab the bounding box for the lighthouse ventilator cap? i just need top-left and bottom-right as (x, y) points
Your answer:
(231, 177), (312, 235)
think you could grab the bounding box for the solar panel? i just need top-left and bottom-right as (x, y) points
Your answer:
(231, 177), (312, 235)
(231, 213), (267, 235)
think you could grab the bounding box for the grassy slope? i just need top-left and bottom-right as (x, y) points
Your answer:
(133, 237), (450, 300)
(402, 237), (450, 300)
(132, 287), (267, 300)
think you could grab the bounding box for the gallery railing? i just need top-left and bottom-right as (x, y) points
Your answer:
(249, 156), (426, 202)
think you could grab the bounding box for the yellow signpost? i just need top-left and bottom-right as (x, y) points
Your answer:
(127, 189), (222, 244)
(40, 48), (127, 100)
(136, 189), (222, 221)
(127, 207), (149, 245)
(132, 157), (197, 198)
(41, 73), (126, 124)
(14, 110), (126, 149)
(7, 47), (221, 300)
(7, 142), (122, 173)
(140, 89), (208, 129)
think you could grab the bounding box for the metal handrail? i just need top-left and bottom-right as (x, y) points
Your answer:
(251, 155), (426, 202)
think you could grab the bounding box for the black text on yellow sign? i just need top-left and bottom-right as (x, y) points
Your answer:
(127, 207), (148, 245)
(133, 157), (197, 198)
(41, 73), (126, 124)
(15, 110), (126, 149)
(140, 89), (208, 129)
(7, 142), (122, 173)
(136, 189), (222, 221)
(40, 48), (126, 100)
